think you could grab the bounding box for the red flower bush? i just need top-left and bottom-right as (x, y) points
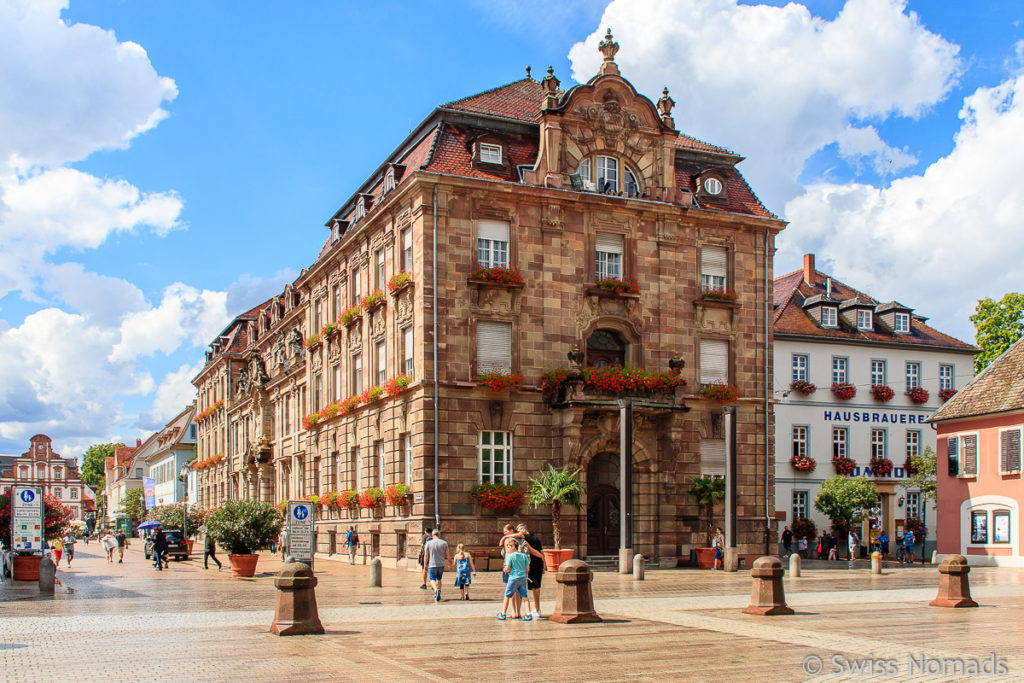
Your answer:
(700, 381), (739, 403)
(868, 456), (894, 477)
(790, 454), (816, 472)
(321, 322), (339, 337)
(385, 483), (410, 507)
(470, 483), (524, 513)
(939, 387), (957, 401)
(473, 373), (523, 393)
(388, 271), (412, 293)
(319, 401), (341, 420)
(539, 366), (684, 398)
(790, 380), (817, 396)
(831, 382), (856, 400)
(0, 493), (73, 543)
(903, 457), (920, 475)
(470, 266), (524, 286)
(870, 384), (894, 402)
(832, 456), (857, 475)
(338, 490), (360, 511)
(339, 395), (362, 416)
(302, 413), (321, 430)
(905, 386), (929, 404)
(594, 278), (639, 295)
(385, 374), (412, 397)
(340, 305), (361, 325)
(361, 385), (384, 403)
(905, 517), (927, 539)
(358, 487), (386, 509)
(792, 517), (817, 540)
(360, 290), (385, 311)
(320, 491), (339, 509)
(700, 288), (739, 302)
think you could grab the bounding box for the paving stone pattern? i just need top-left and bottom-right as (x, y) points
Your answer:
(2, 546), (1023, 682)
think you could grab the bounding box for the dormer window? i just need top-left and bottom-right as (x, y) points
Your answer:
(856, 310), (873, 330)
(577, 156), (640, 196)
(895, 312), (910, 333)
(480, 143), (502, 165)
(697, 171), (728, 201)
(383, 168), (396, 194)
(821, 306), (838, 328)
(355, 198), (367, 221)
(703, 177), (723, 195)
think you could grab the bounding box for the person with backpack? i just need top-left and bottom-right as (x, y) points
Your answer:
(345, 526), (360, 565)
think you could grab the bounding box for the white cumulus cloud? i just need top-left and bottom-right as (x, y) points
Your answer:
(111, 284), (230, 363)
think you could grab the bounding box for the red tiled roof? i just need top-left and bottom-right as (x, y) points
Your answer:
(675, 133), (736, 156)
(675, 163), (774, 218)
(932, 338), (1024, 421)
(773, 267), (975, 351)
(442, 78), (548, 122)
(423, 124), (537, 182)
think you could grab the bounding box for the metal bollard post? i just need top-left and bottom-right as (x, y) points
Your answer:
(632, 553), (645, 580)
(871, 551), (882, 575)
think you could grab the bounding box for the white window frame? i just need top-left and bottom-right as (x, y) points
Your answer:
(906, 362), (920, 389)
(699, 339), (729, 385)
(351, 267), (362, 304)
(700, 247), (727, 293)
(376, 341), (387, 385)
(401, 326), (414, 377)
(871, 360), (887, 387)
(871, 429), (886, 459)
(476, 321), (512, 374)
(821, 306), (838, 328)
(383, 168), (396, 193)
(375, 248), (385, 290)
(478, 430), (512, 484)
(906, 430), (920, 460)
(352, 353), (363, 395)
(999, 428), (1022, 474)
(833, 427), (848, 459)
(939, 364), (954, 390)
(792, 426), (808, 459)
(480, 143), (503, 164)
(477, 220), (509, 269)
(832, 356), (848, 384)
(376, 440), (386, 489)
(401, 228), (413, 273)
(595, 155), (619, 192)
(402, 433), (413, 484)
(894, 312), (910, 333)
(905, 491), (920, 520)
(856, 309), (873, 330)
(791, 354), (808, 383)
(594, 234), (623, 281)
(792, 490), (808, 521)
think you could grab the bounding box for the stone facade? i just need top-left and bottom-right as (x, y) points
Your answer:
(0, 434), (96, 521)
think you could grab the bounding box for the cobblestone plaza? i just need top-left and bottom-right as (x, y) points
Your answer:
(3, 546), (1024, 682)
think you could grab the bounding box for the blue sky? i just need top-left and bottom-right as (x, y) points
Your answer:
(1, 0), (1022, 459)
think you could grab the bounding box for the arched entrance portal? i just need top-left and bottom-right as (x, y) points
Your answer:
(587, 452), (621, 556)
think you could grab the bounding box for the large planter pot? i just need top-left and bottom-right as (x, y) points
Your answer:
(12, 554), (42, 581)
(543, 548), (575, 573)
(695, 547), (716, 569)
(228, 553), (260, 577)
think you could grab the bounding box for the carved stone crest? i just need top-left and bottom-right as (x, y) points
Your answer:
(348, 325), (363, 354)
(396, 289), (413, 324)
(371, 309), (386, 339)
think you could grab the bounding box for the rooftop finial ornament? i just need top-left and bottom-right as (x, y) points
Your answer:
(598, 28), (620, 75)
(525, 65), (532, 80)
(542, 66), (561, 109)
(657, 87), (676, 128)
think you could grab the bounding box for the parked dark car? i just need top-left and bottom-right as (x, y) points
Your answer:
(144, 529), (189, 561)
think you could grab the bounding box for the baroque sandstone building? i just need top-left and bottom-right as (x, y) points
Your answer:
(193, 35), (784, 565)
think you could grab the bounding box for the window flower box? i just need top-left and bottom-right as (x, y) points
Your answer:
(196, 400), (225, 421)
(321, 322), (339, 338)
(321, 491), (340, 510)
(789, 380), (816, 396)
(790, 454), (816, 472)
(361, 385), (384, 403)
(385, 374), (412, 397)
(905, 386), (929, 404)
(832, 456), (856, 475)
(469, 266), (524, 287)
(339, 395), (361, 416)
(870, 384), (894, 402)
(388, 271), (413, 294)
(305, 494), (322, 510)
(302, 413), (321, 430)
(594, 278), (639, 295)
(358, 487), (386, 509)
(360, 290), (385, 312)
(474, 372), (523, 393)
(385, 483), (411, 508)
(699, 381), (739, 403)
(337, 490), (360, 513)
(938, 388), (957, 402)
(699, 288), (739, 303)
(905, 517), (927, 540)
(319, 401), (341, 421)
(340, 305), (362, 326)
(831, 382), (856, 400)
(470, 483), (524, 513)
(868, 456), (894, 477)
(304, 334), (321, 349)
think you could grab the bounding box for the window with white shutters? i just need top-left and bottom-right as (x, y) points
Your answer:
(701, 247), (727, 293)
(477, 220), (509, 269)
(699, 339), (729, 384)
(477, 321), (512, 374)
(595, 234), (623, 281)
(961, 434), (978, 476)
(700, 440), (726, 477)
(1000, 429), (1022, 474)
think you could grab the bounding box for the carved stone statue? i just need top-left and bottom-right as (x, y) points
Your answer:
(287, 328), (303, 357)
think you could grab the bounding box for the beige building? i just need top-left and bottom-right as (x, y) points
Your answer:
(193, 36), (784, 565)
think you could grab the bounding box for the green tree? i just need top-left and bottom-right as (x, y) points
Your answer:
(121, 487), (145, 521)
(814, 475), (878, 557)
(526, 465), (586, 549)
(908, 446), (938, 505)
(80, 442), (123, 491)
(970, 292), (1024, 373)
(687, 475), (726, 547)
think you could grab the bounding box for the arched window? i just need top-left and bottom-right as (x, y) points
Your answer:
(577, 156), (640, 196)
(586, 329), (626, 368)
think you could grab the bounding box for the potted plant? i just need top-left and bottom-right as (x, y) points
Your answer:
(470, 483), (524, 513)
(385, 483), (411, 508)
(358, 487), (386, 510)
(526, 465), (585, 572)
(473, 372), (524, 393)
(868, 456), (894, 477)
(905, 386), (929, 404)
(831, 382), (856, 399)
(791, 517), (817, 545)
(687, 475), (725, 569)
(0, 493), (73, 580)
(789, 380), (816, 396)
(204, 499), (284, 577)
(594, 278), (639, 295)
(388, 271), (412, 293)
(870, 384), (894, 402)
(339, 490), (360, 515)
(470, 266), (524, 286)
(832, 456), (857, 475)
(699, 381), (739, 403)
(385, 374), (412, 397)
(939, 387), (957, 402)
(790, 454), (816, 472)
(699, 287), (739, 302)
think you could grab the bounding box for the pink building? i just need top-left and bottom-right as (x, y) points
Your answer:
(931, 338), (1023, 566)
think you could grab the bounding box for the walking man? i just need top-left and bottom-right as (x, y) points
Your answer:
(152, 528), (168, 571)
(516, 523), (547, 619)
(903, 528), (916, 564)
(781, 526), (793, 557)
(345, 526), (360, 565)
(115, 530), (127, 563)
(204, 534), (222, 570)
(423, 528), (451, 602)
(417, 527), (433, 589)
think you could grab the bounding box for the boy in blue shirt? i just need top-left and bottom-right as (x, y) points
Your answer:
(496, 538), (532, 621)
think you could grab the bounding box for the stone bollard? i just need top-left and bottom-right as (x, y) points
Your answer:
(369, 557), (382, 587)
(270, 560), (325, 635)
(931, 550), (938, 565)
(929, 554), (978, 608)
(550, 559), (602, 624)
(789, 552), (801, 577)
(38, 557), (56, 594)
(871, 551), (882, 575)
(633, 553), (645, 581)
(742, 556), (794, 616)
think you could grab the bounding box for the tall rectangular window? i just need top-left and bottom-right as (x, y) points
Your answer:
(832, 357), (848, 384)
(479, 431), (512, 484)
(856, 309), (873, 330)
(401, 433), (413, 483)
(792, 490), (808, 521)
(477, 220), (509, 269)
(906, 491), (920, 520)
(939, 364), (954, 390)
(906, 430), (920, 459)
(1000, 428), (1022, 474)
(476, 321), (512, 374)
(375, 248), (386, 290)
(313, 374), (322, 412)
(376, 440), (386, 488)
(792, 426), (808, 459)
(314, 299), (323, 333)
(334, 364), (342, 401)
(700, 247), (727, 293)
(961, 434), (978, 475)
(284, 395), (290, 435)
(351, 267), (361, 304)
(871, 429), (886, 459)
(401, 326), (414, 376)
(821, 307), (838, 327)
(376, 341), (387, 385)
(833, 427), (848, 459)
(791, 354), (808, 382)
(895, 312), (910, 333)
(596, 156), (618, 191)
(906, 362), (920, 389)
(700, 339), (729, 384)
(871, 360), (886, 386)
(946, 436), (959, 476)
(401, 228), (413, 273)
(351, 446), (360, 489)
(352, 353), (362, 395)
(594, 234), (623, 281)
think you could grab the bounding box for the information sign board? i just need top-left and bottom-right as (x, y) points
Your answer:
(11, 486), (44, 554)
(286, 500), (314, 565)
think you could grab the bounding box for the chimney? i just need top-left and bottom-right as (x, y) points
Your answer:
(136, 438), (142, 448)
(803, 254), (816, 286)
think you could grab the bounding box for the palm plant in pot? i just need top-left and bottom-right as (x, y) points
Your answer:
(687, 475), (726, 569)
(204, 499), (284, 577)
(526, 464), (585, 572)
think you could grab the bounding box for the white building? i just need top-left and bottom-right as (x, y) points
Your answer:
(773, 255), (976, 554)
(144, 406), (197, 506)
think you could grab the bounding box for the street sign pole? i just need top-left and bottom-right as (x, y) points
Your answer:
(286, 500), (315, 568)
(11, 486), (44, 555)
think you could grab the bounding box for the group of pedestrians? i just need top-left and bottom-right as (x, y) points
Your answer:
(47, 532), (78, 568)
(781, 526), (920, 563)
